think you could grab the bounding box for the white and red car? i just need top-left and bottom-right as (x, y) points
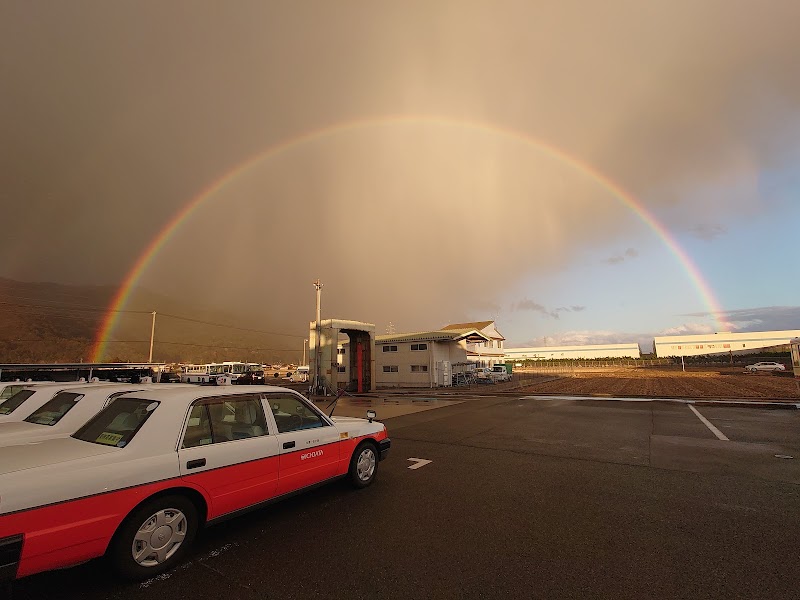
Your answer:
(0, 385), (390, 581)
(0, 382), (110, 423)
(0, 383), (195, 447)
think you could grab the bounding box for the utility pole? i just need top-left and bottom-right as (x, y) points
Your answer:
(313, 279), (323, 395)
(148, 311), (157, 363)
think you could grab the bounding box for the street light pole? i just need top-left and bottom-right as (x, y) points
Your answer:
(303, 339), (308, 366)
(313, 279), (323, 394)
(148, 311), (157, 363)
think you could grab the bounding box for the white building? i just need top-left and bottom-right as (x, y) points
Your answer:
(441, 321), (506, 367)
(340, 328), (489, 388)
(504, 343), (641, 362)
(653, 329), (800, 358)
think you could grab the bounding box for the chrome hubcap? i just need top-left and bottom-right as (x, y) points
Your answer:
(132, 508), (187, 567)
(356, 448), (376, 481)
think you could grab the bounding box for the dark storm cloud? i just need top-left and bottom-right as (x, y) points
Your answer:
(511, 299), (556, 318)
(1, 1), (799, 334)
(603, 248), (638, 265)
(688, 224), (728, 241)
(511, 300), (585, 319)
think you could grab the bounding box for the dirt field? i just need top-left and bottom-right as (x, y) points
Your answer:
(517, 367), (800, 400)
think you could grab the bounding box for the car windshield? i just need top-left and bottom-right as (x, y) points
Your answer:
(1, 384), (29, 401)
(73, 397), (159, 447)
(23, 391), (84, 426)
(0, 389), (37, 415)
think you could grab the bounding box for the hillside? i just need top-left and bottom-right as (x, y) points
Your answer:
(0, 278), (306, 364)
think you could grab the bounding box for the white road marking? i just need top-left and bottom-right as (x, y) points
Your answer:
(688, 405), (729, 441)
(407, 457), (432, 470)
(774, 454), (794, 459)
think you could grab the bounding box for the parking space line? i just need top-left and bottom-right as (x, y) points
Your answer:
(688, 405), (729, 441)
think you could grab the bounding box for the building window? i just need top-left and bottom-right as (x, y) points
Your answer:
(411, 343), (428, 351)
(411, 365), (428, 373)
(382, 345), (398, 352)
(337, 348), (346, 355)
(382, 365), (399, 373)
(337, 366), (346, 373)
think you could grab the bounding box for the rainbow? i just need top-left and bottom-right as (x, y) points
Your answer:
(91, 115), (726, 361)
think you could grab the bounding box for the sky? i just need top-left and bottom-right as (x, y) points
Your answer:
(1, 0), (799, 355)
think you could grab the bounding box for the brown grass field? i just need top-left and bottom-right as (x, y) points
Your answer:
(516, 367), (800, 400)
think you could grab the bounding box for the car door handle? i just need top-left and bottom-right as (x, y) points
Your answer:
(283, 441), (295, 449)
(186, 458), (206, 469)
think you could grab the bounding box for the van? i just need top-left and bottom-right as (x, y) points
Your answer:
(290, 365), (310, 382)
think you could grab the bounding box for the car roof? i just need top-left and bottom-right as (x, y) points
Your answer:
(54, 382), (196, 395)
(116, 384), (302, 404)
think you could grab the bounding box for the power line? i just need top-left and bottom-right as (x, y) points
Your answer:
(0, 301), (305, 340)
(0, 300), (149, 314)
(101, 340), (302, 353)
(157, 313), (305, 338)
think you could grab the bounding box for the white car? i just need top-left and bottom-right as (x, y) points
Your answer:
(744, 361), (786, 373)
(0, 381), (61, 402)
(0, 382), (110, 423)
(489, 365), (512, 382)
(0, 385), (390, 582)
(0, 383), (195, 447)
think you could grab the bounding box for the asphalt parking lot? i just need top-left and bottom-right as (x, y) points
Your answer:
(9, 396), (800, 600)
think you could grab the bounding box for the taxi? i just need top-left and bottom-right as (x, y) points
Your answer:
(0, 385), (390, 581)
(0, 381), (107, 423)
(0, 383), (195, 447)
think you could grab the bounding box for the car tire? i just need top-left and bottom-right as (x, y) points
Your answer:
(348, 442), (379, 489)
(108, 495), (198, 580)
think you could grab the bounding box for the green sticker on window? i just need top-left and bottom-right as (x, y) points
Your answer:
(96, 432), (124, 446)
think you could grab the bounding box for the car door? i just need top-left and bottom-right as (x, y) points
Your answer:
(265, 392), (340, 495)
(178, 393), (280, 519)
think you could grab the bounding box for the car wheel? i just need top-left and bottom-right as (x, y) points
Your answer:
(349, 442), (378, 489)
(109, 495), (198, 580)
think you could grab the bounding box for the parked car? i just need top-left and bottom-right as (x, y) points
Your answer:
(0, 382), (107, 423)
(0, 381), (53, 402)
(489, 365), (512, 382)
(0, 385), (390, 582)
(0, 383), (195, 447)
(744, 361), (786, 373)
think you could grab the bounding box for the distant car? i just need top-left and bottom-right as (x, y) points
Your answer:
(489, 365), (512, 382)
(0, 385), (390, 582)
(744, 361), (786, 373)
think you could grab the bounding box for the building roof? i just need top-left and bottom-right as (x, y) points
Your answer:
(375, 329), (490, 344)
(0, 363), (165, 371)
(441, 321), (494, 332)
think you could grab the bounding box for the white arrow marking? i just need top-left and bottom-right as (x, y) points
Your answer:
(407, 457), (432, 470)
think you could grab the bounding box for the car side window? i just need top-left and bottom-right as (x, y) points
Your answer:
(183, 395), (268, 448)
(268, 393), (327, 433)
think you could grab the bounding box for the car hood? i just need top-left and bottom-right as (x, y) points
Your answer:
(0, 437), (118, 475)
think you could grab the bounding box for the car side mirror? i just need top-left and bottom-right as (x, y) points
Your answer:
(366, 409), (376, 423)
